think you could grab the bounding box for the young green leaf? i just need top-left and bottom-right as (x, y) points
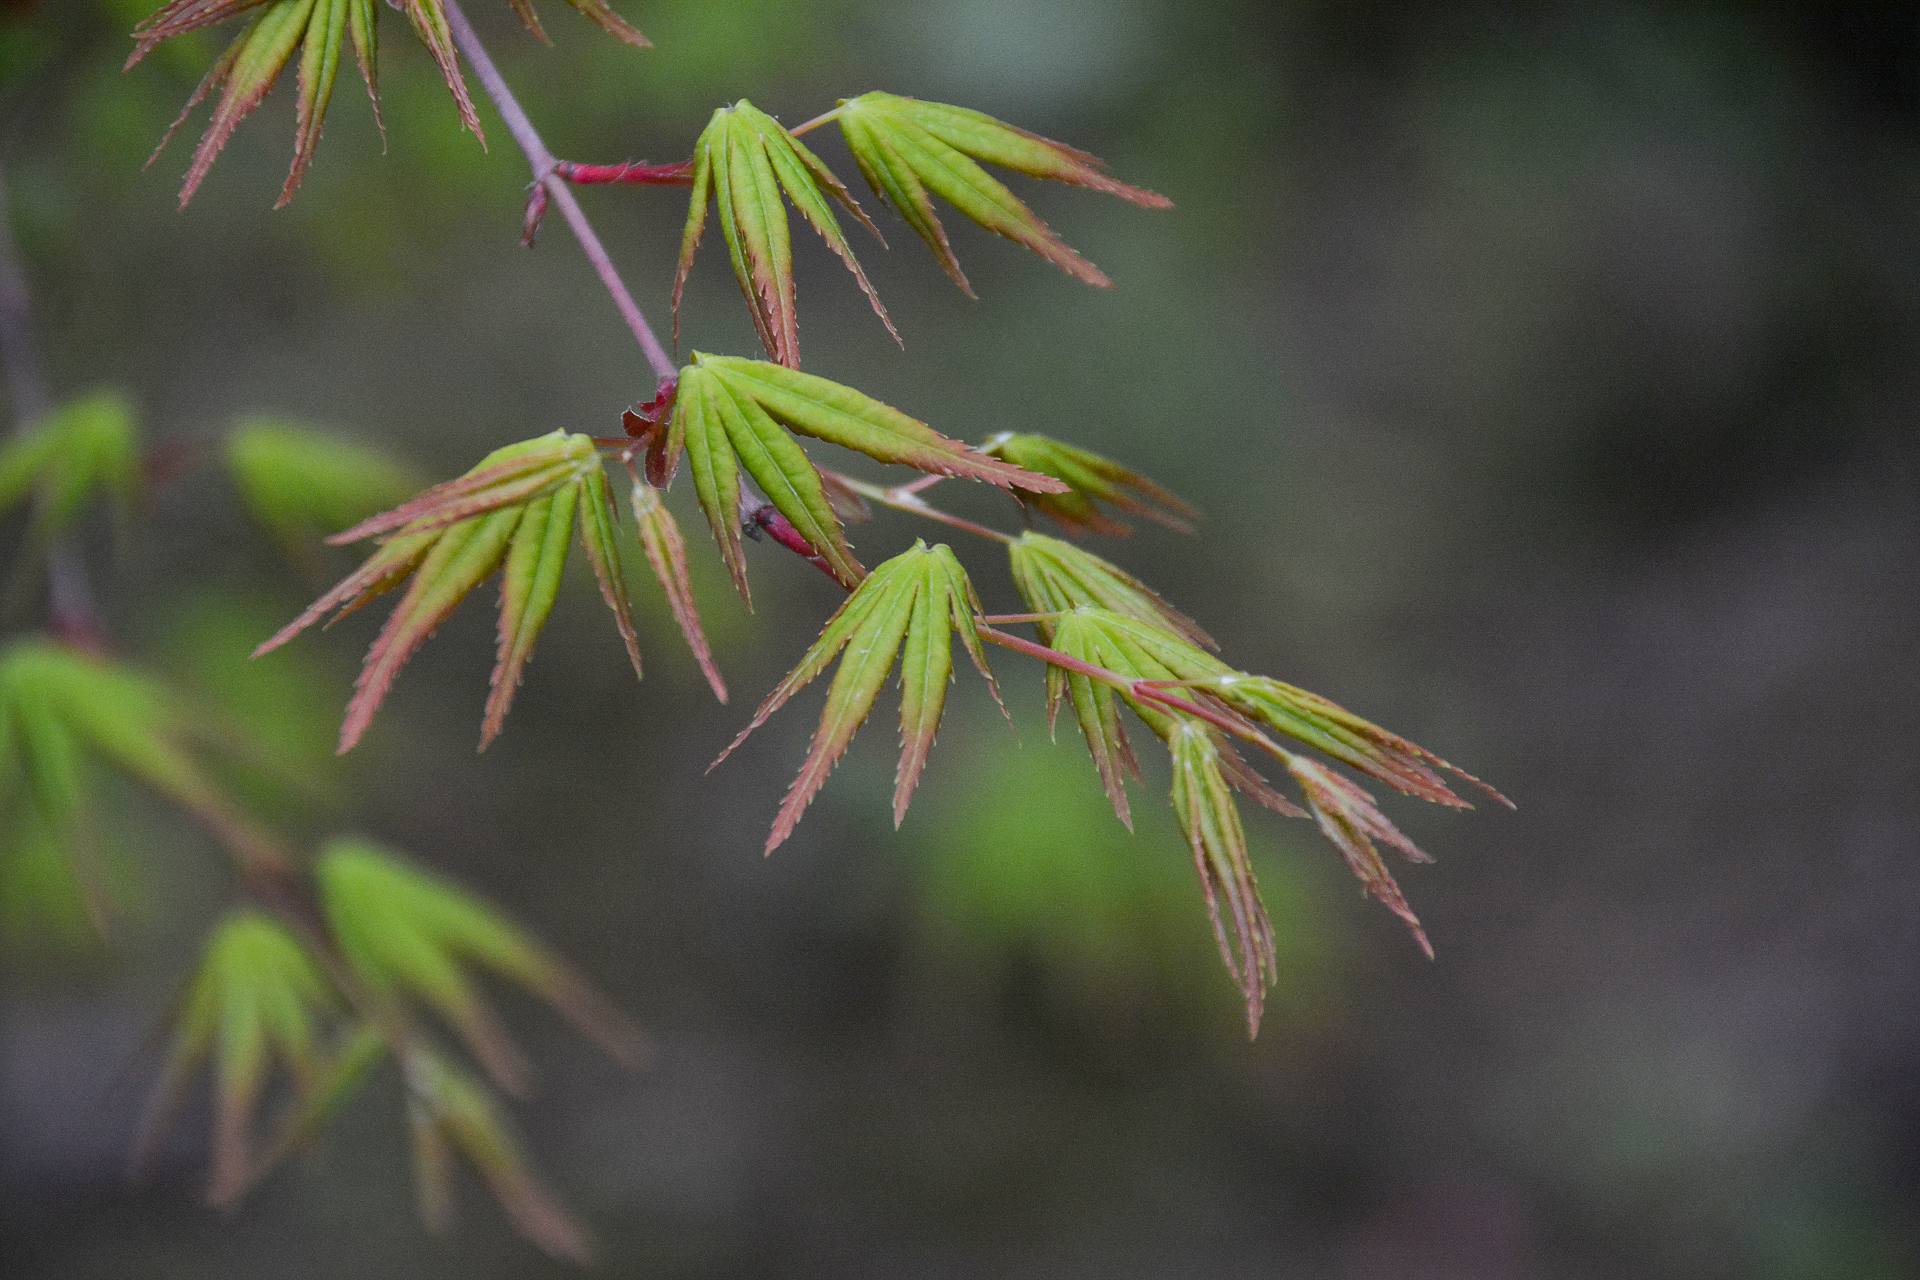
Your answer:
(402, 1047), (594, 1263)
(0, 638), (284, 875)
(696, 355), (1070, 491)
(1203, 675), (1510, 811)
(316, 840), (644, 1093)
(981, 431), (1197, 536)
(1284, 752), (1435, 959)
(712, 541), (1001, 852)
(629, 480), (727, 702)
(0, 389), (138, 558)
(674, 100), (894, 367)
(1008, 531), (1214, 649)
(663, 356), (1064, 601)
(131, 0), (642, 204)
(1036, 609), (1275, 1032)
(225, 418), (420, 565)
(256, 432), (647, 752)
(1168, 722), (1276, 1037)
(134, 911), (340, 1204)
(670, 359), (864, 599)
(835, 91), (1171, 292)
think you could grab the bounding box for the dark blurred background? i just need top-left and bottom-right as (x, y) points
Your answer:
(4, 1), (1918, 1276)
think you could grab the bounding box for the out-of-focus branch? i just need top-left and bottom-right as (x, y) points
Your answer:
(0, 162), (99, 643)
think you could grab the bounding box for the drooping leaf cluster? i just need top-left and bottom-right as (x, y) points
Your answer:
(0, 638), (282, 895)
(673, 93), (1170, 365)
(257, 430), (648, 752)
(129, 0), (646, 207)
(134, 840), (636, 1262)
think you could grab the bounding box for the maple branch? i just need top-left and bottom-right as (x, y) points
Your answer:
(439, 11), (1017, 563)
(442, 0), (676, 381)
(0, 162), (100, 646)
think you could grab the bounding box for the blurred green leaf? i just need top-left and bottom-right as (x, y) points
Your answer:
(135, 909), (341, 1204)
(225, 418), (420, 566)
(0, 636), (285, 890)
(315, 838), (643, 1091)
(0, 389), (137, 565)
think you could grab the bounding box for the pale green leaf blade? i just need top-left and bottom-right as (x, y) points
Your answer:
(766, 561), (918, 853)
(338, 505), (521, 753)
(711, 373), (863, 589)
(629, 481), (727, 702)
(278, 0), (347, 207)
(891, 549), (949, 825)
(676, 366), (749, 602)
(699, 355), (1065, 492)
(672, 121), (715, 349)
(576, 466), (646, 681)
(481, 485), (575, 749)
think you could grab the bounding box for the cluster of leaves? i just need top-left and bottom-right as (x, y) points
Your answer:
(129, 0), (647, 207)
(82, 4), (1516, 1255)
(673, 92), (1170, 366)
(0, 636), (283, 905)
(264, 360), (1062, 750)
(704, 498), (1507, 1033)
(135, 840), (636, 1261)
(0, 394), (641, 1256)
(255, 430), (648, 752)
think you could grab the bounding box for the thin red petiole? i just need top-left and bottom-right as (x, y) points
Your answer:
(553, 159), (694, 186)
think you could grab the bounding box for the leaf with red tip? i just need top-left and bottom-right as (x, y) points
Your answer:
(128, 0), (274, 67)
(1285, 753), (1435, 959)
(1169, 723), (1276, 1038)
(575, 466), (644, 681)
(481, 485), (575, 749)
(1214, 676), (1509, 811)
(560, 0), (647, 48)
(398, 0), (482, 143)
(136, 0), (387, 206)
(176, 0), (315, 209)
(341, 504), (521, 753)
(1009, 531), (1214, 649)
(135, 912), (339, 1204)
(671, 136), (713, 353)
(713, 543), (996, 851)
(982, 431), (1198, 536)
(694, 354), (1067, 493)
(678, 102), (890, 367)
(630, 481), (727, 702)
(278, 0), (347, 207)
(671, 361), (863, 600)
(319, 841), (646, 1094)
(836, 92), (1170, 290)
(262, 433), (642, 751)
(346, 0), (382, 141)
(331, 434), (591, 546)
